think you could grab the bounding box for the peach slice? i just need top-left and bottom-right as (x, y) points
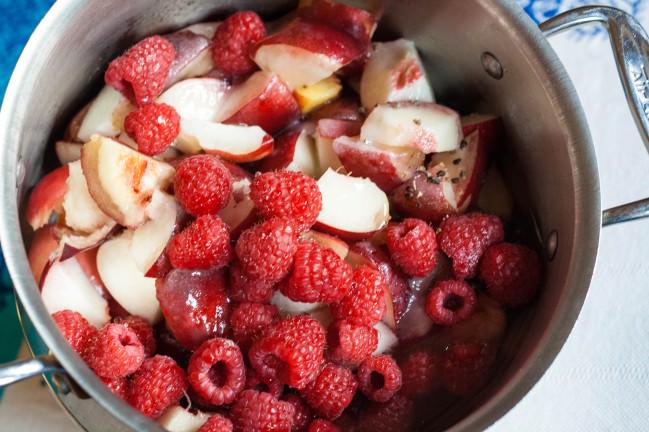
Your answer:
(28, 225), (60, 285)
(373, 321), (398, 355)
(55, 141), (82, 164)
(63, 161), (114, 233)
(77, 86), (134, 142)
(390, 169), (458, 224)
(294, 76), (343, 115)
(158, 406), (210, 431)
(297, 0), (377, 47)
(25, 165), (69, 231)
(219, 161), (256, 236)
(163, 30), (213, 88)
(300, 230), (349, 259)
(271, 291), (324, 315)
(260, 123), (319, 178)
(158, 78), (230, 122)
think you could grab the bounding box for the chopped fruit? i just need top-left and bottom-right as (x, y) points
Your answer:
(235, 218), (300, 283)
(441, 342), (497, 396)
(124, 102), (181, 156)
(373, 320), (399, 355)
(328, 320), (378, 366)
(76, 86), (133, 142)
(308, 418), (341, 432)
(399, 351), (442, 398)
(25, 164), (69, 230)
(282, 241), (353, 303)
(356, 394), (414, 432)
(270, 291), (324, 316)
(357, 354), (402, 402)
(174, 155), (234, 216)
(386, 218), (437, 277)
(55, 141), (82, 164)
(163, 29), (213, 87)
(219, 172), (256, 237)
(158, 406), (211, 432)
(300, 363), (357, 420)
(295, 76), (343, 114)
(259, 123), (320, 178)
(85, 323), (145, 378)
(425, 279), (477, 326)
(27, 225), (59, 286)
(63, 161), (114, 234)
(105, 35), (176, 106)
(283, 394), (313, 431)
(197, 414), (233, 432)
(167, 214), (232, 270)
(479, 243), (542, 308)
(331, 265), (386, 326)
(128, 355), (188, 418)
(51, 310), (97, 355)
(308, 97), (363, 122)
(113, 315), (156, 357)
(187, 338), (246, 406)
(389, 169), (458, 224)
(228, 262), (276, 303)
(249, 315), (326, 389)
(298, 0), (377, 47)
(438, 212), (504, 279)
(230, 390), (296, 432)
(300, 230), (349, 260)
(211, 11), (266, 77)
(230, 302), (279, 351)
(158, 78), (230, 122)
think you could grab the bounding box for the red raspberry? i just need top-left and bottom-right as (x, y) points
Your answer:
(386, 218), (438, 277)
(85, 323), (144, 378)
(188, 338), (246, 406)
(300, 363), (357, 420)
(479, 243), (542, 307)
(282, 241), (353, 303)
(441, 342), (497, 396)
(51, 310), (97, 355)
(128, 355), (188, 418)
(425, 279), (477, 326)
(244, 367), (285, 399)
(235, 218), (299, 283)
(327, 320), (378, 366)
(230, 302), (279, 351)
(229, 262), (276, 303)
(105, 35), (176, 105)
(438, 213), (504, 279)
(283, 393), (313, 431)
(308, 418), (341, 432)
(124, 103), (180, 156)
(250, 170), (323, 231)
(356, 394), (415, 432)
(175, 155), (234, 216)
(167, 214), (232, 270)
(113, 315), (156, 357)
(211, 11), (266, 77)
(398, 351), (442, 399)
(356, 355), (402, 403)
(230, 390), (295, 432)
(330, 265), (386, 326)
(198, 414), (233, 432)
(102, 376), (128, 400)
(249, 315), (326, 390)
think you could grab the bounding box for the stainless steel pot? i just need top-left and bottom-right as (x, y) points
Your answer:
(0, 1), (648, 431)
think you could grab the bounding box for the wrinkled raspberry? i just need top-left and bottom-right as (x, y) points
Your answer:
(331, 265), (386, 326)
(175, 155), (234, 216)
(124, 103), (180, 156)
(399, 351), (442, 399)
(51, 310), (97, 355)
(230, 302), (279, 351)
(356, 394), (415, 432)
(386, 218), (437, 277)
(479, 243), (542, 308)
(283, 393), (313, 431)
(244, 367), (285, 399)
(441, 342), (497, 396)
(188, 338), (246, 406)
(438, 213), (504, 279)
(211, 11), (266, 77)
(425, 279), (477, 326)
(235, 218), (299, 283)
(249, 315), (326, 390)
(300, 363), (357, 420)
(167, 214), (232, 270)
(102, 376), (128, 400)
(85, 323), (144, 378)
(282, 241), (353, 303)
(230, 390), (295, 432)
(308, 418), (341, 432)
(198, 414), (233, 432)
(250, 170), (323, 231)
(128, 355), (188, 418)
(327, 320), (378, 366)
(229, 262), (276, 303)
(113, 315), (156, 357)
(357, 355), (402, 403)
(105, 35), (176, 105)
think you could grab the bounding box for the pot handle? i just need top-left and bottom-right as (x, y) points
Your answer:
(540, 6), (649, 226)
(0, 355), (64, 387)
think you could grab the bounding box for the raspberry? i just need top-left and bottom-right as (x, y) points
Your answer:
(235, 218), (299, 283)
(398, 351), (442, 399)
(308, 419), (341, 432)
(282, 241), (353, 303)
(105, 35), (176, 105)
(211, 11), (266, 77)
(229, 262), (276, 303)
(102, 376), (128, 400)
(356, 355), (402, 403)
(128, 355), (188, 418)
(244, 367), (285, 399)
(230, 302), (279, 351)
(441, 342), (497, 396)
(425, 279), (477, 326)
(327, 320), (378, 366)
(167, 214), (232, 270)
(479, 243), (542, 307)
(113, 315), (156, 357)
(230, 390), (295, 432)
(250, 170), (323, 231)
(188, 338), (246, 406)
(300, 363), (357, 420)
(249, 315), (326, 390)
(124, 103), (180, 156)
(85, 323), (144, 378)
(386, 218), (437, 277)
(330, 265), (386, 326)
(356, 394), (414, 432)
(198, 414), (233, 432)
(438, 213), (504, 279)
(51, 310), (97, 355)
(174, 155), (234, 216)
(283, 393), (313, 431)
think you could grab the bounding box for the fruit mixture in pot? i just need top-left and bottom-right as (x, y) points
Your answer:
(25, 1), (543, 431)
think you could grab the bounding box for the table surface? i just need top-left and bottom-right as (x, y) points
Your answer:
(1, 1), (648, 431)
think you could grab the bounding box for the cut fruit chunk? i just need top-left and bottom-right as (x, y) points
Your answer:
(81, 135), (175, 228)
(315, 168), (390, 239)
(77, 86), (134, 142)
(55, 141), (83, 164)
(390, 169), (458, 224)
(158, 78), (230, 122)
(294, 76), (343, 114)
(25, 165), (69, 231)
(360, 39), (434, 110)
(28, 225), (61, 285)
(57, 222), (117, 258)
(182, 21), (221, 39)
(271, 291), (323, 316)
(297, 0), (378, 47)
(63, 161), (113, 233)
(219, 176), (256, 236)
(163, 30), (213, 88)
(373, 321), (398, 355)
(300, 230), (349, 259)
(313, 118), (362, 177)
(157, 405), (210, 432)
(259, 123), (319, 178)
(360, 102), (462, 154)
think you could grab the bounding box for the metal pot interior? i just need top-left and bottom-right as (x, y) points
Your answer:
(0, 0), (601, 430)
